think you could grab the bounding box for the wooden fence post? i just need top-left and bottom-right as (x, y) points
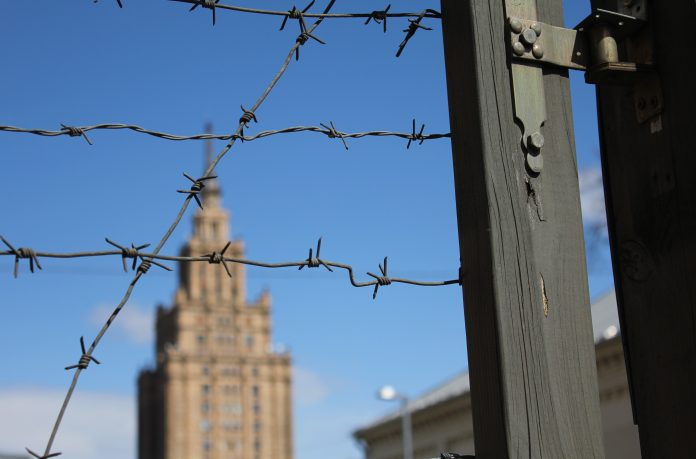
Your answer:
(440, 0), (605, 456)
(591, 0), (696, 456)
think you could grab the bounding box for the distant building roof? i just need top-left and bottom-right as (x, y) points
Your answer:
(0, 453), (29, 459)
(354, 290), (621, 434)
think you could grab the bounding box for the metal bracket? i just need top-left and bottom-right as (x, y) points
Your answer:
(508, 1), (660, 138)
(505, 0), (546, 174)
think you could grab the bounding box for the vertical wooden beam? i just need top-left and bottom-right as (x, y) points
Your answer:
(591, 1), (696, 456)
(440, 1), (605, 457)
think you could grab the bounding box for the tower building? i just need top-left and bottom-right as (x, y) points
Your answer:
(138, 128), (293, 459)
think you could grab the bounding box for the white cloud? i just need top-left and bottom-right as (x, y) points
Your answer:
(293, 367), (332, 406)
(89, 303), (153, 345)
(579, 166), (607, 228)
(0, 388), (134, 459)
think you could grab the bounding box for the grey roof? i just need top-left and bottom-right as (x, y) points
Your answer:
(354, 290), (621, 434)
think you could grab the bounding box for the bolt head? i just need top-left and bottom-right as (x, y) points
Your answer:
(520, 28), (538, 45)
(532, 44), (544, 59)
(530, 22), (542, 36)
(528, 131), (545, 150)
(509, 17), (524, 33)
(526, 153), (544, 174)
(512, 42), (526, 56)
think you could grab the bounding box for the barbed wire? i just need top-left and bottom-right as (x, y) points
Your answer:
(0, 235), (460, 291)
(169, 0), (440, 56)
(20, 3), (340, 458)
(0, 121), (450, 149)
(8, 2), (453, 457)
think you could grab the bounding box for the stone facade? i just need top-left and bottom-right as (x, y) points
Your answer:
(138, 139), (292, 459)
(353, 291), (640, 459)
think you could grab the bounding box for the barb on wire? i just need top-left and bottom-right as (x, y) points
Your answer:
(60, 124), (92, 145)
(0, 123), (451, 145)
(189, 0), (220, 25)
(1, 235), (42, 278)
(295, 30), (326, 61)
(204, 241), (233, 277)
(25, 448), (61, 459)
(298, 237), (333, 272)
(176, 172), (217, 209)
(239, 105), (257, 139)
(365, 4), (391, 32)
(407, 119), (426, 149)
(396, 9), (437, 57)
(65, 337), (101, 371)
(136, 257), (172, 275)
(279, 0), (314, 33)
(367, 256), (391, 299)
(320, 121), (348, 150)
(105, 238), (150, 272)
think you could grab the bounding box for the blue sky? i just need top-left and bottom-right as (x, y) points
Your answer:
(0, 1), (613, 459)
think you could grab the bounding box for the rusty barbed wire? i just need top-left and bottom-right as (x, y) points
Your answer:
(0, 122), (450, 148)
(169, 0), (440, 55)
(0, 237), (460, 294)
(21, 2), (338, 457)
(169, 0), (440, 21)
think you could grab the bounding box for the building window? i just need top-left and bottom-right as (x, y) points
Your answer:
(202, 366), (209, 376)
(254, 439), (261, 452)
(245, 335), (254, 349)
(200, 419), (211, 433)
(252, 385), (259, 397)
(254, 421), (261, 432)
(222, 402), (242, 415)
(202, 384), (210, 395)
(224, 385), (239, 395)
(203, 439), (211, 452)
(223, 366), (239, 376)
(201, 402), (210, 413)
(197, 335), (205, 346)
(252, 367), (259, 377)
(253, 403), (260, 415)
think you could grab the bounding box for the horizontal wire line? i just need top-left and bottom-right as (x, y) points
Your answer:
(0, 248), (460, 288)
(169, 0), (442, 20)
(0, 124), (450, 144)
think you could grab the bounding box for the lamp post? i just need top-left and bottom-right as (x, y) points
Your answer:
(377, 385), (413, 459)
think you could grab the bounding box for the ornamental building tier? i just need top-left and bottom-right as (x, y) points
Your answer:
(138, 132), (292, 459)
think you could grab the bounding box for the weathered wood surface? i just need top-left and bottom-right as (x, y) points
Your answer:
(440, 0), (605, 457)
(591, 0), (696, 456)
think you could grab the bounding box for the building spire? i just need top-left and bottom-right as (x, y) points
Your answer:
(201, 122), (221, 207)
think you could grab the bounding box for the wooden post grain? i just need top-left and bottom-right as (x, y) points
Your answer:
(440, 1), (605, 456)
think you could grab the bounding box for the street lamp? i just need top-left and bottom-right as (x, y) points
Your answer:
(377, 385), (413, 459)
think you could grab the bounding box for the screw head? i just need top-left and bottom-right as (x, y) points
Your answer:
(532, 44), (544, 59)
(509, 17), (524, 33)
(512, 42), (526, 56)
(530, 22), (542, 36)
(526, 152), (544, 174)
(528, 131), (545, 150)
(520, 28), (538, 45)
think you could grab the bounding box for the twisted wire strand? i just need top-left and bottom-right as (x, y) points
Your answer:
(0, 246), (460, 288)
(168, 0), (441, 20)
(30, 2), (338, 457)
(0, 123), (450, 146)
